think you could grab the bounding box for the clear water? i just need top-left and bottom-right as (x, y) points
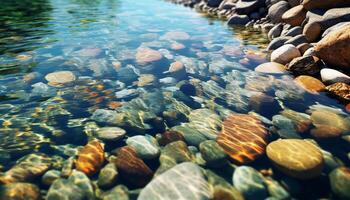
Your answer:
(0, 0), (349, 199)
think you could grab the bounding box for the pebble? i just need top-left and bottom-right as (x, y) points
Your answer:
(76, 140), (105, 176)
(294, 75), (326, 93)
(139, 162), (211, 200)
(329, 167), (350, 200)
(126, 135), (160, 159)
(199, 140), (227, 167)
(135, 48), (163, 64)
(271, 44), (301, 65)
(97, 127), (126, 141)
(266, 139), (324, 180)
(254, 62), (286, 74)
(97, 163), (118, 189)
(0, 183), (40, 200)
(326, 82), (350, 101)
(45, 71), (76, 84)
(320, 68), (350, 84)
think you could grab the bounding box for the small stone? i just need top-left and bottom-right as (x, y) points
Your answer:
(199, 140), (227, 167)
(249, 93), (282, 117)
(268, 24), (283, 40)
(138, 162), (211, 200)
(284, 35), (308, 47)
(267, 36), (291, 50)
(320, 68), (350, 84)
(45, 71), (76, 84)
(126, 135), (160, 159)
(233, 166), (268, 200)
(135, 48), (163, 64)
(0, 183), (40, 200)
(97, 163), (118, 189)
(137, 74), (156, 87)
(285, 26), (303, 37)
(282, 5), (306, 26)
(76, 140), (105, 176)
(286, 56), (321, 75)
(311, 109), (350, 131)
(170, 42), (185, 50)
(227, 14), (250, 25)
(295, 75), (325, 93)
(42, 170), (61, 186)
(296, 43), (312, 55)
(329, 167), (350, 200)
(326, 82), (350, 101)
(271, 44), (301, 65)
(266, 139), (324, 179)
(254, 62), (286, 74)
(97, 127), (126, 142)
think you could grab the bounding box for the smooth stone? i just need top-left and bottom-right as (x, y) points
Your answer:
(310, 125), (343, 139)
(97, 163), (118, 189)
(272, 115), (302, 139)
(158, 130), (185, 146)
(285, 26), (303, 37)
(138, 162), (211, 200)
(255, 62), (286, 74)
(199, 140), (227, 167)
(326, 83), (350, 101)
(303, 46), (316, 57)
(286, 56), (321, 75)
(45, 71), (76, 84)
(227, 14), (250, 25)
(296, 43), (312, 55)
(116, 65), (139, 84)
(126, 135), (160, 159)
(322, 22), (350, 38)
(102, 185), (129, 200)
(329, 167), (350, 200)
(249, 93), (282, 117)
(268, 23), (283, 40)
(271, 44), (301, 64)
(75, 140), (105, 176)
(235, 0), (265, 15)
(42, 170), (61, 186)
(315, 24), (350, 70)
(233, 166), (268, 200)
(282, 5), (306, 26)
(264, 178), (290, 199)
(97, 127), (126, 141)
(217, 114), (268, 165)
(0, 183), (40, 200)
(302, 0), (350, 10)
(284, 34), (308, 47)
(267, 36), (291, 51)
(162, 31), (190, 41)
(137, 74), (156, 87)
(268, 1), (290, 23)
(266, 139), (324, 179)
(294, 75), (325, 93)
(319, 8), (350, 30)
(135, 48), (163, 64)
(303, 21), (321, 42)
(321, 68), (350, 84)
(311, 109), (350, 131)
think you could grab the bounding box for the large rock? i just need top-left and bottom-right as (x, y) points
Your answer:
(233, 166), (268, 200)
(314, 24), (350, 70)
(271, 44), (301, 64)
(138, 162), (211, 200)
(235, 0), (265, 15)
(268, 1), (290, 23)
(320, 68), (350, 84)
(319, 8), (350, 30)
(217, 114), (269, 165)
(266, 139), (324, 179)
(329, 167), (350, 200)
(302, 0), (350, 10)
(282, 5), (307, 26)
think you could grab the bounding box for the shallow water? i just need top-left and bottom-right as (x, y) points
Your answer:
(0, 0), (349, 199)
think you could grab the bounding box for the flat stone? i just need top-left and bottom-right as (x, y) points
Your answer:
(320, 68), (350, 84)
(266, 139), (324, 179)
(135, 48), (163, 64)
(294, 75), (325, 93)
(97, 127), (126, 141)
(271, 44), (301, 64)
(282, 5), (307, 26)
(45, 71), (76, 84)
(254, 62), (286, 74)
(126, 135), (160, 159)
(0, 183), (40, 200)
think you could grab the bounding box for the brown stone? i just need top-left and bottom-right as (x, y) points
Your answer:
(314, 24), (350, 70)
(266, 139), (324, 179)
(286, 56), (321, 75)
(326, 82), (350, 101)
(249, 93), (281, 117)
(76, 140), (105, 176)
(282, 5), (307, 26)
(295, 75), (325, 93)
(310, 125), (343, 139)
(114, 146), (153, 187)
(297, 43), (312, 55)
(302, 0), (350, 10)
(254, 62), (286, 74)
(158, 131), (185, 146)
(135, 48), (163, 64)
(0, 183), (40, 200)
(217, 114), (269, 165)
(303, 22), (321, 42)
(346, 103), (350, 113)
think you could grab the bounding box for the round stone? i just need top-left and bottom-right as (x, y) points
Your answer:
(294, 75), (325, 93)
(97, 127), (126, 141)
(45, 71), (76, 84)
(0, 183), (40, 200)
(329, 167), (350, 200)
(135, 48), (163, 64)
(271, 44), (301, 65)
(254, 62), (286, 74)
(199, 140), (227, 167)
(126, 135), (160, 159)
(266, 139), (324, 180)
(320, 68), (350, 84)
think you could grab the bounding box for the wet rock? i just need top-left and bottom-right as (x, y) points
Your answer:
(168, 61), (187, 79)
(139, 162), (211, 200)
(249, 93), (281, 117)
(113, 146), (153, 187)
(266, 139), (324, 179)
(235, 0), (265, 15)
(254, 62), (286, 74)
(45, 71), (76, 84)
(282, 5), (306, 26)
(326, 83), (350, 101)
(31, 82), (56, 97)
(284, 34), (308, 47)
(267, 36), (291, 50)
(158, 131), (185, 146)
(311, 109), (350, 131)
(285, 26), (303, 37)
(42, 170), (61, 186)
(97, 127), (126, 142)
(268, 24), (283, 40)
(76, 140), (105, 176)
(227, 14), (250, 25)
(157, 141), (194, 174)
(170, 42), (185, 50)
(61, 157), (75, 178)
(302, 0), (350, 10)
(126, 135), (160, 159)
(329, 167), (350, 200)
(161, 31), (190, 41)
(310, 125), (343, 139)
(233, 166), (268, 200)
(286, 56), (321, 75)
(272, 115), (302, 139)
(135, 47), (163, 64)
(271, 44), (301, 64)
(281, 109), (312, 133)
(268, 1), (290, 23)
(116, 65), (139, 84)
(303, 21), (321, 42)
(295, 75), (325, 93)
(320, 68), (350, 84)
(115, 88), (138, 99)
(199, 140), (227, 168)
(137, 74), (156, 87)
(46, 170), (94, 200)
(97, 163), (118, 189)
(217, 114), (268, 165)
(0, 153), (51, 184)
(314, 24), (350, 70)
(102, 185), (129, 200)
(0, 183), (40, 200)
(264, 178), (290, 199)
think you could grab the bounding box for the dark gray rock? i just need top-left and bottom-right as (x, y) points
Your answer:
(227, 14), (250, 25)
(268, 1), (290, 23)
(284, 26), (303, 37)
(267, 36), (292, 50)
(285, 34), (308, 46)
(235, 0), (265, 15)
